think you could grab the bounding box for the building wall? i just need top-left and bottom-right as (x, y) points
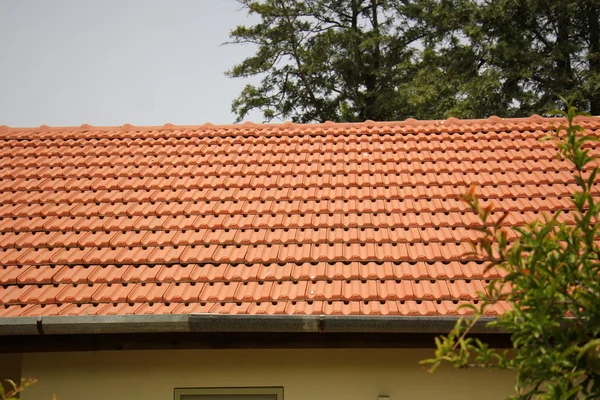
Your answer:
(19, 349), (514, 400)
(0, 353), (22, 394)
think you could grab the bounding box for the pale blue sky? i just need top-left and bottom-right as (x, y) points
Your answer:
(0, 0), (261, 127)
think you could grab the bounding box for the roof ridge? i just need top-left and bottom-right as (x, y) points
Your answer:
(1, 115), (598, 132)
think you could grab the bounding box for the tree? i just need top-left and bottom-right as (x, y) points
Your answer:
(414, 0), (600, 117)
(227, 0), (600, 122)
(225, 0), (426, 123)
(423, 105), (600, 399)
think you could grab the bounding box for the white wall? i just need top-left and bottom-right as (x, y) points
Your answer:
(19, 349), (514, 400)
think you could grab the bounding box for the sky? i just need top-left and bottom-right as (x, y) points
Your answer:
(0, 0), (262, 127)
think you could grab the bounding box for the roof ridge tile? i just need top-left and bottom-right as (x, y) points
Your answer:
(2, 116), (600, 136)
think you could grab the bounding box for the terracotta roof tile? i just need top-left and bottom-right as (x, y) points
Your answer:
(16, 265), (61, 285)
(163, 282), (203, 303)
(127, 283), (168, 303)
(122, 264), (162, 283)
(94, 303), (142, 315)
(90, 283), (133, 303)
(55, 284), (98, 303)
(0, 265), (24, 285)
(56, 303), (99, 316)
(0, 117), (598, 317)
(87, 265), (124, 284)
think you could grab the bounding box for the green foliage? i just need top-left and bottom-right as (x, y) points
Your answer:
(418, 0), (600, 117)
(422, 104), (600, 399)
(226, 0), (417, 123)
(227, 0), (600, 122)
(1, 378), (37, 400)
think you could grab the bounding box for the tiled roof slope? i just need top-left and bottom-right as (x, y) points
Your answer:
(0, 116), (598, 318)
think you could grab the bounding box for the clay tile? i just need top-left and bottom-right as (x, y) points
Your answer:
(201, 122), (215, 128)
(122, 124), (134, 130)
(445, 117), (460, 124)
(0, 125), (9, 134)
(364, 120), (376, 126)
(529, 114), (544, 122)
(163, 123), (174, 128)
(323, 121), (334, 126)
(80, 124), (93, 130)
(283, 121), (294, 125)
(574, 115), (592, 123)
(487, 116), (503, 122)
(39, 124), (51, 130)
(242, 121), (256, 126)
(404, 118), (418, 125)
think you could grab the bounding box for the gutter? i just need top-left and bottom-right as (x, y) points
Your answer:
(0, 314), (501, 336)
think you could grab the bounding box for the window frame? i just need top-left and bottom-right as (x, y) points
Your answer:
(174, 386), (284, 400)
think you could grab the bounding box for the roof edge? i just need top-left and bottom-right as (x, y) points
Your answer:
(0, 314), (501, 336)
(1, 114), (598, 132)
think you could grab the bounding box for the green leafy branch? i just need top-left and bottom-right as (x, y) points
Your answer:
(422, 102), (600, 399)
(1, 378), (37, 400)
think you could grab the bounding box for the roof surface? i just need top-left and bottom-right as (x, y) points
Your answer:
(0, 116), (598, 318)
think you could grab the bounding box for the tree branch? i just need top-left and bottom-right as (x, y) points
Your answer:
(276, 0), (326, 122)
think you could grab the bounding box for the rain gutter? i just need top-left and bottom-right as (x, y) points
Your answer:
(0, 314), (501, 336)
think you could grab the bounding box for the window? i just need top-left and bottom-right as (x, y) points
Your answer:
(174, 387), (284, 400)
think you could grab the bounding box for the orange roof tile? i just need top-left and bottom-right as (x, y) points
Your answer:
(0, 116), (599, 318)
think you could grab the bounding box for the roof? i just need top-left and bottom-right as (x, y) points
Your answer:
(0, 116), (597, 323)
